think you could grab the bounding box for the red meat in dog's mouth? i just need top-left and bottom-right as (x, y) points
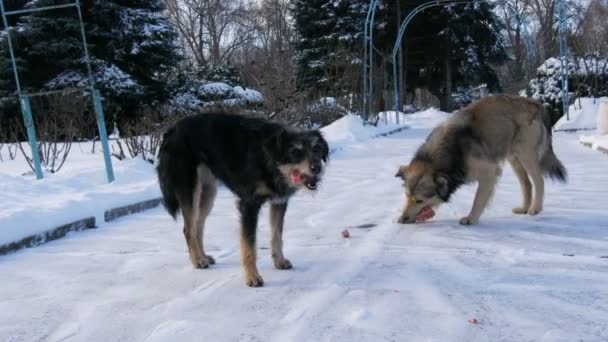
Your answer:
(415, 206), (436, 222)
(290, 169), (319, 190)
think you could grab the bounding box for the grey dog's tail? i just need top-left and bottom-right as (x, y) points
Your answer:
(540, 108), (567, 183)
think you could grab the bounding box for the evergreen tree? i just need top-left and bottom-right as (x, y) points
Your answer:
(439, 3), (508, 102)
(0, 0), (180, 123)
(293, 0), (367, 95)
(0, 0), (30, 133)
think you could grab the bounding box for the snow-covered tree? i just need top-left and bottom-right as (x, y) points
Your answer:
(166, 62), (264, 112)
(293, 0), (367, 95)
(524, 55), (608, 123)
(0, 0), (30, 134)
(0, 0), (180, 124)
(441, 3), (508, 90)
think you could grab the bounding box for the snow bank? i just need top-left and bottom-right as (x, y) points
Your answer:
(554, 97), (605, 131)
(0, 156), (160, 247)
(320, 114), (404, 149)
(378, 108), (449, 129)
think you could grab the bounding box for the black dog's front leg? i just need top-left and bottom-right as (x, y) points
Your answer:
(238, 198), (264, 287)
(270, 200), (292, 270)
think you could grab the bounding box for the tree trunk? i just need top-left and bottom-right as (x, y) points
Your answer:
(441, 38), (453, 112)
(513, 29), (524, 80)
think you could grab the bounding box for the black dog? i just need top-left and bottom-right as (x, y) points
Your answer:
(157, 113), (329, 287)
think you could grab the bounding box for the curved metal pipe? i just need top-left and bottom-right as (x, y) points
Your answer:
(391, 0), (480, 120)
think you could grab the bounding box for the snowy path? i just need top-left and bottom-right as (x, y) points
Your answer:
(1, 130), (608, 342)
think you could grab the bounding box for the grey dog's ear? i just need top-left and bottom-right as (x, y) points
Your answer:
(395, 165), (408, 180)
(434, 174), (450, 199)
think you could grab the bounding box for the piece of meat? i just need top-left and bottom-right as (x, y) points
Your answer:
(290, 169), (302, 184)
(415, 206), (436, 222)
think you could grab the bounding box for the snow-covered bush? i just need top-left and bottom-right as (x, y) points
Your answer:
(45, 60), (144, 98)
(169, 81), (264, 112)
(523, 55), (608, 123)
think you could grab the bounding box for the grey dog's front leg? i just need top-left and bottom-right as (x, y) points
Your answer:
(460, 171), (498, 225)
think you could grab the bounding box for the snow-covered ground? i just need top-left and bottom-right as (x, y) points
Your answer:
(1, 110), (607, 341)
(0, 115), (402, 247)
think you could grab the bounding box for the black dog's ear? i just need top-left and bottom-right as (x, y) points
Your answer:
(310, 130), (329, 162)
(434, 173), (450, 199)
(395, 165), (408, 180)
(263, 128), (289, 157)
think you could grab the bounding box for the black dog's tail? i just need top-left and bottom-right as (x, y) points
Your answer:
(540, 107), (567, 183)
(157, 127), (180, 219)
(157, 126), (197, 219)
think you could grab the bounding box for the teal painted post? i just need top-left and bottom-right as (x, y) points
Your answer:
(557, 0), (570, 120)
(92, 89), (115, 183)
(20, 96), (44, 179)
(75, 0), (115, 183)
(1, 0), (44, 179)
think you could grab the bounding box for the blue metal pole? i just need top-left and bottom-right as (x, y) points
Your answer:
(557, 0), (569, 120)
(1, 0), (21, 94)
(363, 1), (373, 117)
(1, 0), (44, 179)
(20, 96), (44, 179)
(92, 89), (115, 183)
(368, 0), (379, 119)
(392, 53), (400, 124)
(75, 0), (94, 86)
(4, 3), (76, 16)
(75, 0), (115, 182)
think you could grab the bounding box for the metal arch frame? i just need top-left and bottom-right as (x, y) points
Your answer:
(373, 0), (571, 124)
(391, 0), (482, 123)
(0, 0), (115, 182)
(363, 0), (380, 118)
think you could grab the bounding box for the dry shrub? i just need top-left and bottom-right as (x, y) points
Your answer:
(112, 107), (189, 163)
(272, 94), (348, 128)
(14, 92), (92, 173)
(0, 127), (19, 162)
